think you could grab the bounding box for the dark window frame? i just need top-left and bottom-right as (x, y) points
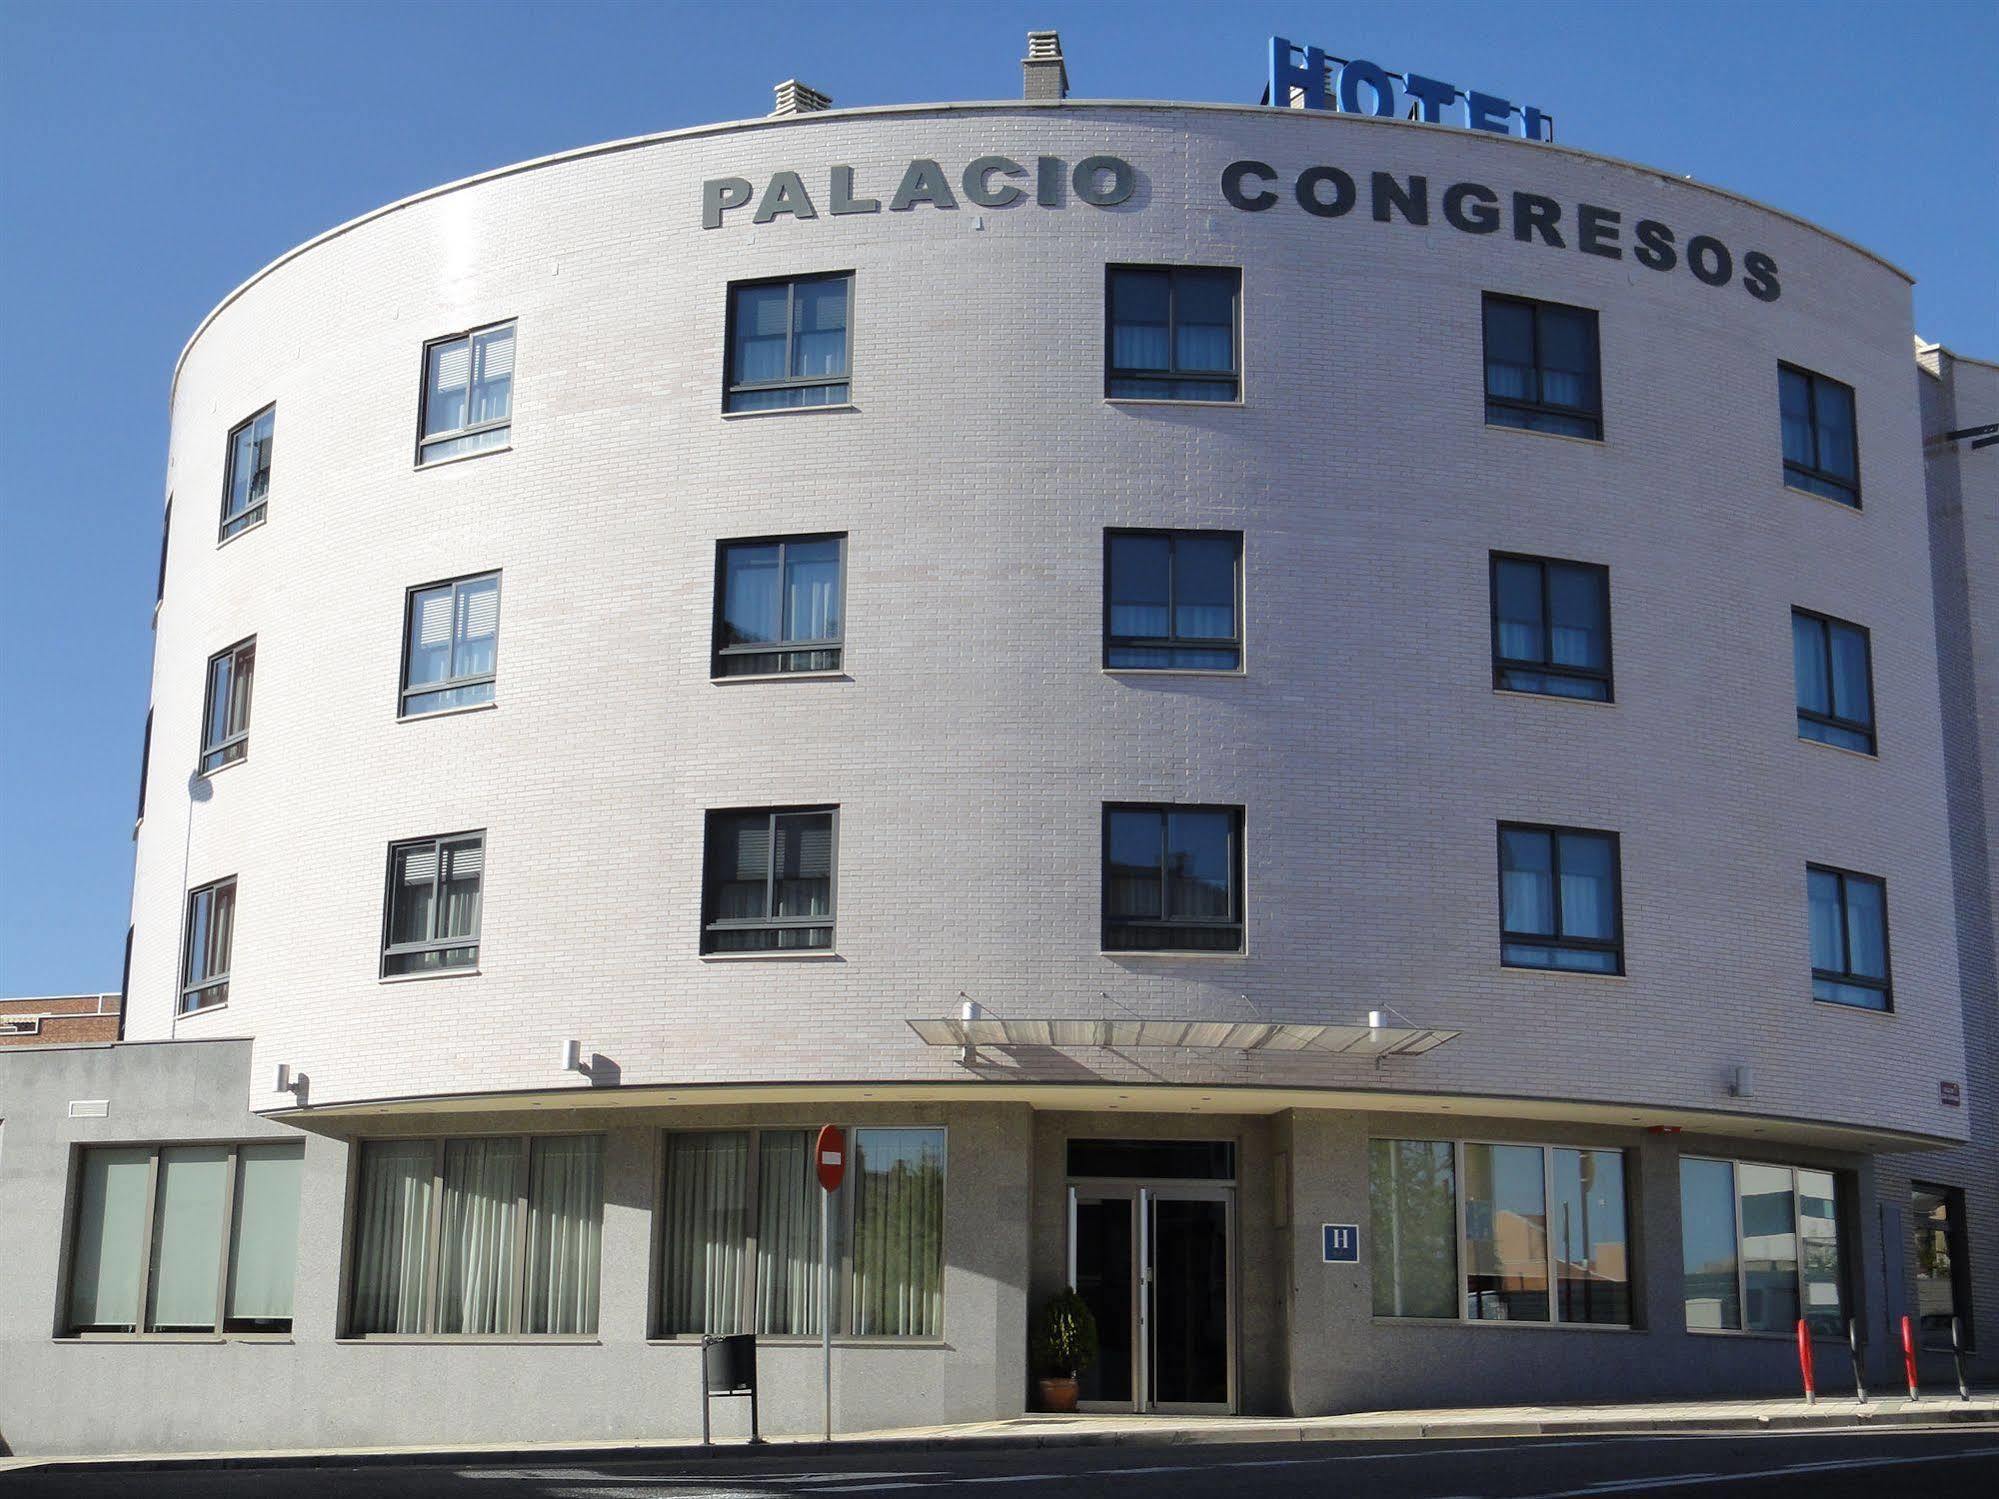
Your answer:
(1102, 528), (1244, 671)
(1911, 1181), (1974, 1351)
(380, 831), (486, 977)
(416, 319), (517, 466)
(399, 571), (502, 718)
(135, 707), (153, 824)
(180, 875), (237, 1014)
(1793, 607), (1876, 755)
(219, 404), (274, 542)
(711, 534), (848, 677)
(1481, 293), (1603, 439)
(155, 498), (171, 607)
(1104, 264), (1243, 403)
(1779, 362), (1860, 507)
(1496, 822), (1625, 975)
(700, 805), (840, 953)
(198, 636), (256, 774)
(1489, 552), (1614, 701)
(1100, 802), (1246, 954)
(1807, 863), (1893, 1012)
(722, 271), (855, 413)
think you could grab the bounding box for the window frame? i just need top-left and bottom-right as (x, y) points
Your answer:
(1481, 293), (1604, 440)
(61, 1140), (303, 1338)
(1100, 802), (1246, 954)
(700, 806), (840, 954)
(1102, 528), (1245, 672)
(1807, 863), (1893, 1012)
(155, 497), (171, 608)
(711, 534), (848, 678)
(342, 1131), (604, 1339)
(179, 875), (237, 1015)
(1911, 1182), (1974, 1351)
(722, 271), (855, 413)
(219, 404), (275, 542)
(1370, 1136), (1634, 1330)
(416, 320), (517, 466)
(1104, 264), (1243, 403)
(1779, 362), (1860, 507)
(1496, 822), (1625, 975)
(399, 571), (502, 718)
(136, 707), (153, 825)
(1680, 1155), (1851, 1340)
(1792, 607), (1876, 755)
(380, 831), (486, 977)
(1489, 552), (1614, 701)
(652, 1123), (947, 1343)
(197, 636), (255, 775)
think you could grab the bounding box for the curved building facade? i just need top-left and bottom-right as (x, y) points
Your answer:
(4, 54), (1993, 1456)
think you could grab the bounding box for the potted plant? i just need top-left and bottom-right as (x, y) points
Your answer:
(1031, 1287), (1099, 1413)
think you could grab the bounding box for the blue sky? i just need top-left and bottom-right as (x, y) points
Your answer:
(1, 0), (1994, 994)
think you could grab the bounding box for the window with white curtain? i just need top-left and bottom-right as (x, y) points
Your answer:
(348, 1134), (602, 1337)
(1779, 362), (1858, 506)
(419, 322), (516, 464)
(657, 1126), (943, 1340)
(1807, 864), (1892, 1011)
(1106, 265), (1240, 402)
(220, 405), (274, 540)
(725, 274), (851, 412)
(1792, 609), (1875, 754)
(180, 875), (236, 1013)
(1679, 1157), (1846, 1337)
(1482, 293), (1602, 439)
(1498, 823), (1623, 974)
(381, 832), (485, 976)
(1490, 554), (1612, 702)
(1104, 530), (1242, 671)
(714, 536), (845, 677)
(64, 1141), (303, 1335)
(1103, 803), (1245, 952)
(401, 573), (501, 716)
(199, 636), (255, 773)
(701, 808), (836, 953)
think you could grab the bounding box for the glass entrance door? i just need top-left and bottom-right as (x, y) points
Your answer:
(1068, 1184), (1233, 1413)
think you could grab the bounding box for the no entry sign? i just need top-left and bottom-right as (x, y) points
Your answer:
(815, 1125), (847, 1192)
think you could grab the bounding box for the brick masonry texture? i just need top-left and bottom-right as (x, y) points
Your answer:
(131, 104), (1968, 1150)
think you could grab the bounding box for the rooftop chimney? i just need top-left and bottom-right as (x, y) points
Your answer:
(1022, 31), (1068, 101)
(771, 79), (832, 116)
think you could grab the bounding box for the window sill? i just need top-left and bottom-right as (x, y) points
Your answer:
(416, 443), (512, 472)
(648, 1336), (948, 1350)
(177, 1000), (230, 1020)
(711, 670), (851, 685)
(217, 516), (268, 548)
(1796, 734), (1878, 762)
(700, 950), (841, 962)
(1492, 687), (1616, 709)
(1100, 949), (1246, 960)
(1783, 481), (1862, 512)
(721, 404), (859, 420)
(1482, 422), (1605, 449)
(1811, 996), (1896, 1018)
(399, 700), (499, 724)
(378, 967), (482, 985)
(1103, 667), (1245, 679)
(196, 753), (249, 781)
(1499, 962), (1628, 980)
(60, 1333), (294, 1344)
(336, 1336), (600, 1346)
(1370, 1317), (1635, 1335)
(1103, 397), (1243, 409)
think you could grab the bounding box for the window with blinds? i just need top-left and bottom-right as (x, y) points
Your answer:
(713, 536), (845, 676)
(199, 637), (256, 773)
(401, 573), (501, 716)
(220, 406), (274, 540)
(382, 832), (486, 976)
(1482, 294), (1602, 439)
(181, 876), (236, 1013)
(1106, 266), (1241, 402)
(419, 322), (516, 464)
(701, 807), (837, 952)
(724, 274), (851, 412)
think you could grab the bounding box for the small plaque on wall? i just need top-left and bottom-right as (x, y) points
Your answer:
(1322, 1223), (1359, 1264)
(1940, 1081), (1962, 1107)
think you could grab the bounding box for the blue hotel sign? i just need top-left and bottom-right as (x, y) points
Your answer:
(1269, 37), (1553, 142)
(1322, 1223), (1360, 1264)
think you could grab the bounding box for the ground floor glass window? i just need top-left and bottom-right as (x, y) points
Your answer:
(1678, 1157), (1844, 1336)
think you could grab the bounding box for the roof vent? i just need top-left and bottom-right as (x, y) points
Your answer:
(1022, 30), (1068, 101)
(771, 79), (832, 116)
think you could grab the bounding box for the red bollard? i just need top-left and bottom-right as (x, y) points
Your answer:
(1900, 1314), (1921, 1400)
(1796, 1320), (1817, 1403)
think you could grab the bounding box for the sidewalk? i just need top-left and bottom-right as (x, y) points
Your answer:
(5, 1390), (1996, 1475)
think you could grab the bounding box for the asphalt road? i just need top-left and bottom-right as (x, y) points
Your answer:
(8, 1429), (1999, 1498)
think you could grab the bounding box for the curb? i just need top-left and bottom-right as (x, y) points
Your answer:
(6, 1405), (1997, 1476)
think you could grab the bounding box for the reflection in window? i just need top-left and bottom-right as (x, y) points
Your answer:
(726, 275), (851, 411)
(1499, 824), (1622, 973)
(702, 808), (836, 952)
(1105, 530), (1242, 671)
(1680, 1157), (1846, 1336)
(1106, 266), (1240, 401)
(1483, 295), (1602, 438)
(1807, 865), (1891, 1011)
(402, 574), (500, 716)
(200, 637), (255, 773)
(1553, 1148), (1630, 1325)
(851, 1128), (946, 1338)
(180, 876), (236, 1013)
(1911, 1183), (1972, 1350)
(1792, 610), (1875, 754)
(715, 536), (845, 676)
(1102, 804), (1243, 952)
(382, 833), (484, 976)
(420, 322), (515, 464)
(1680, 1157), (1741, 1331)
(1492, 555), (1612, 701)
(221, 406), (274, 540)
(1369, 1139), (1458, 1319)
(1738, 1162), (1799, 1333)
(1464, 1143), (1549, 1321)
(1780, 363), (1858, 505)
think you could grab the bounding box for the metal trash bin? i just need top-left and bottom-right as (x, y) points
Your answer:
(700, 1332), (760, 1443)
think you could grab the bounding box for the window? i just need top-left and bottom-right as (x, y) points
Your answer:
(658, 1125), (943, 1339)
(1911, 1184), (1972, 1350)
(1780, 363), (1858, 505)
(1680, 1157), (1845, 1336)
(1807, 865), (1891, 1011)
(1106, 266), (1240, 402)
(1371, 1139), (1629, 1326)
(419, 322), (515, 464)
(220, 405), (274, 540)
(1498, 824), (1622, 974)
(1102, 804), (1244, 952)
(348, 1134), (602, 1336)
(702, 808), (836, 952)
(714, 536), (845, 677)
(1491, 554), (1612, 701)
(1104, 530), (1242, 670)
(199, 637), (255, 773)
(401, 573), (500, 716)
(1792, 609), (1875, 754)
(64, 1141), (302, 1335)
(1482, 294), (1602, 439)
(725, 273), (851, 412)
(155, 498), (171, 605)
(382, 833), (484, 976)
(136, 708), (153, 823)
(181, 877), (236, 1014)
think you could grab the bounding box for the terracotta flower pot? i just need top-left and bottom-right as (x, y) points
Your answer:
(1036, 1375), (1080, 1413)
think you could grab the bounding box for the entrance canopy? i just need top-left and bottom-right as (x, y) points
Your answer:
(905, 1015), (1459, 1057)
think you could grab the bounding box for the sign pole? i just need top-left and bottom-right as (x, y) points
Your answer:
(814, 1124), (846, 1444)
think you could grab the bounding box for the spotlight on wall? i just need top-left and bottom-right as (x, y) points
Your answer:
(1726, 1064), (1754, 1098)
(273, 1063), (304, 1097)
(561, 1039), (584, 1073)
